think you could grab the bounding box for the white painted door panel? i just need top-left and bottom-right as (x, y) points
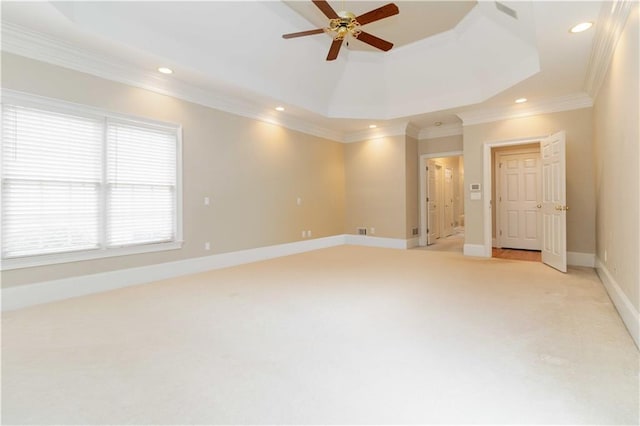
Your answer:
(541, 131), (567, 272)
(427, 161), (438, 245)
(444, 167), (454, 237)
(498, 151), (541, 250)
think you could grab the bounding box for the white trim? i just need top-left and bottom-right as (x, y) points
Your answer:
(457, 93), (593, 126)
(1, 235), (345, 311)
(1, 22), (344, 143)
(483, 137), (546, 258)
(584, 0), (635, 99)
(419, 123), (463, 140)
(463, 243), (488, 257)
(1, 89), (184, 270)
(405, 123), (421, 140)
(418, 151), (464, 247)
(342, 123), (410, 144)
(406, 237), (420, 249)
(1, 241), (183, 271)
(2, 234), (427, 310)
(567, 252), (595, 267)
(595, 257), (640, 349)
(344, 234), (410, 249)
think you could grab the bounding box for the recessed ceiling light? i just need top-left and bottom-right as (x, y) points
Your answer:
(275, 106), (285, 112)
(157, 67), (173, 75)
(434, 121), (442, 127)
(369, 124), (377, 129)
(569, 22), (593, 33)
(515, 97), (528, 104)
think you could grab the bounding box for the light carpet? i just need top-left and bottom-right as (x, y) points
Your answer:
(2, 245), (638, 424)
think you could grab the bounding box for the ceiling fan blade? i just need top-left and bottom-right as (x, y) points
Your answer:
(355, 3), (399, 26)
(282, 28), (325, 39)
(326, 38), (343, 61)
(312, 0), (339, 19)
(355, 31), (394, 51)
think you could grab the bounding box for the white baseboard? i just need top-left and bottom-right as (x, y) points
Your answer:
(595, 258), (640, 349)
(464, 244), (490, 257)
(406, 237), (420, 249)
(2, 235), (345, 311)
(3, 234), (430, 311)
(567, 251), (595, 267)
(344, 234), (410, 249)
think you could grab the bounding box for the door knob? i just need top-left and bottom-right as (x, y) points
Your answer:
(537, 204), (542, 209)
(555, 205), (562, 210)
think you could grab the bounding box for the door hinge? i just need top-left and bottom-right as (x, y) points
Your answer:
(500, 230), (502, 236)
(499, 196), (502, 202)
(427, 228), (429, 233)
(426, 197), (429, 202)
(499, 162), (503, 168)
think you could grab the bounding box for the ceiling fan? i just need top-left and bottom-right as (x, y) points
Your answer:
(282, 0), (399, 61)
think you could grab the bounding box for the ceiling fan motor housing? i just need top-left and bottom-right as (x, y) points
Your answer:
(330, 11), (361, 40)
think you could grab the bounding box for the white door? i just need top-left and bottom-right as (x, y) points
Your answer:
(443, 167), (454, 237)
(541, 131), (567, 272)
(498, 151), (541, 250)
(427, 161), (439, 245)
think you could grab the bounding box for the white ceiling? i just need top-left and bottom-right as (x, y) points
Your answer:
(1, 1), (602, 139)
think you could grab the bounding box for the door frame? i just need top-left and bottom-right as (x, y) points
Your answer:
(419, 150), (462, 246)
(482, 136), (546, 257)
(494, 146), (541, 249)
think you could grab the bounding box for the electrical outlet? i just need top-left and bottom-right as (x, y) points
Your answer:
(301, 230), (306, 238)
(204, 242), (210, 250)
(357, 227), (367, 235)
(307, 230), (312, 237)
(204, 196), (210, 206)
(370, 227), (375, 235)
(296, 197), (302, 206)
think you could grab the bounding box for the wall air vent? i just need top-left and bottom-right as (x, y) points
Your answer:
(495, 1), (518, 19)
(357, 227), (367, 235)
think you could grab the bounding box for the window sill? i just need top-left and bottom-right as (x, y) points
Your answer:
(1, 241), (184, 271)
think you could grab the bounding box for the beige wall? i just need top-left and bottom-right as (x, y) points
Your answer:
(418, 135), (463, 155)
(463, 108), (596, 254)
(593, 5), (639, 310)
(1, 53), (346, 287)
(344, 135), (408, 238)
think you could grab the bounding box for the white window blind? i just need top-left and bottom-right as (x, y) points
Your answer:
(2, 105), (102, 258)
(1, 95), (180, 266)
(107, 121), (177, 247)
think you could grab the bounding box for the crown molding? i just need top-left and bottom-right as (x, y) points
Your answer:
(405, 123), (421, 140)
(342, 123), (410, 144)
(584, 0), (634, 99)
(456, 92), (593, 126)
(419, 122), (463, 140)
(0, 22), (344, 142)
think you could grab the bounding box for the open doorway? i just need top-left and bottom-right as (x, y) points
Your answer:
(484, 132), (568, 272)
(419, 153), (464, 252)
(491, 144), (542, 262)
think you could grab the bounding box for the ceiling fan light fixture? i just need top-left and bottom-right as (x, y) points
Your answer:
(369, 124), (377, 129)
(569, 22), (593, 33)
(515, 97), (528, 104)
(275, 106), (285, 112)
(157, 67), (173, 75)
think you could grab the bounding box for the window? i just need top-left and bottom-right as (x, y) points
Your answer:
(1, 91), (182, 269)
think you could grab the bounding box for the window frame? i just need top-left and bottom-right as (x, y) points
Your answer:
(0, 90), (183, 271)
